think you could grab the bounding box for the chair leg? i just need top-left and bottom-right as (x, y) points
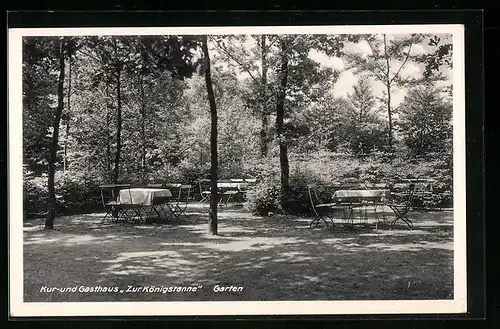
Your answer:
(400, 215), (413, 230)
(309, 216), (330, 229)
(390, 218), (398, 230)
(135, 207), (145, 224)
(176, 205), (190, 222)
(149, 206), (162, 223)
(101, 207), (114, 224)
(165, 203), (178, 222)
(325, 215), (335, 230)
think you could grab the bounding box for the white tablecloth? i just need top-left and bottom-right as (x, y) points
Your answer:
(333, 189), (390, 199)
(119, 188), (172, 206)
(217, 182), (249, 190)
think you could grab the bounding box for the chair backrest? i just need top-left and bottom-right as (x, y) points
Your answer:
(307, 184), (321, 217)
(164, 183), (182, 200)
(152, 196), (170, 205)
(198, 179), (211, 194)
(147, 183), (163, 188)
(230, 178), (244, 182)
(393, 183), (416, 209)
(177, 185), (192, 204)
(407, 183), (416, 207)
(100, 186), (112, 207)
(99, 184), (131, 206)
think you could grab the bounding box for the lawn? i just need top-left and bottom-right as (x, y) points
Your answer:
(23, 205), (454, 302)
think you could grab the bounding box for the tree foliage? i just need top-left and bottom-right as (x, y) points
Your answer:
(397, 86), (452, 158)
(21, 33), (454, 221)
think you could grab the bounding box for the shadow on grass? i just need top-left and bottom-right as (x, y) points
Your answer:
(23, 205), (454, 302)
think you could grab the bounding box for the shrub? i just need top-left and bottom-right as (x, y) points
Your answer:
(244, 150), (453, 216)
(56, 171), (103, 215)
(244, 178), (281, 216)
(23, 169), (103, 218)
(413, 192), (453, 210)
(23, 169), (49, 216)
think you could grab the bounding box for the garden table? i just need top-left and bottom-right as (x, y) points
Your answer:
(119, 187), (172, 204)
(217, 182), (247, 189)
(217, 182), (249, 206)
(333, 189), (391, 226)
(333, 189), (390, 200)
(119, 188), (173, 223)
(200, 182), (251, 206)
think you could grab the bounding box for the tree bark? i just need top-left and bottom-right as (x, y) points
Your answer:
(140, 44), (148, 184)
(63, 56), (71, 173)
(202, 36), (218, 235)
(276, 38), (290, 211)
(113, 54), (122, 184)
(260, 34), (269, 158)
(140, 76), (146, 184)
(386, 83), (393, 151)
(383, 34), (393, 151)
(105, 84), (111, 179)
(45, 39), (66, 230)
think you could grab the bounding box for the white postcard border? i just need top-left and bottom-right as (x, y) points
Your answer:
(8, 24), (467, 317)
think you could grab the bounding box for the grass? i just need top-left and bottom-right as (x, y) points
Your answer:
(23, 204), (454, 302)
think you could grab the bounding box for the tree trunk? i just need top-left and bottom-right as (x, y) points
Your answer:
(202, 36), (218, 235)
(63, 56), (72, 173)
(260, 115), (269, 157)
(140, 76), (146, 184)
(113, 63), (122, 184)
(140, 45), (148, 184)
(105, 84), (111, 179)
(386, 83), (393, 151)
(383, 34), (393, 151)
(45, 39), (66, 230)
(276, 38), (290, 211)
(260, 34), (269, 158)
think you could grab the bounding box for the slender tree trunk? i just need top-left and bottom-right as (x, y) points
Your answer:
(104, 85), (111, 179)
(386, 83), (393, 151)
(276, 38), (290, 211)
(113, 63), (122, 184)
(260, 34), (269, 158)
(63, 56), (72, 173)
(140, 44), (148, 184)
(45, 39), (66, 230)
(383, 34), (393, 151)
(202, 36), (218, 235)
(140, 77), (146, 184)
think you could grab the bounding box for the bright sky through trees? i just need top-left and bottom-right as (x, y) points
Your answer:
(209, 33), (453, 108)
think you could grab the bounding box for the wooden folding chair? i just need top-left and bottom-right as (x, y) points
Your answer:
(148, 195), (172, 223)
(387, 183), (416, 230)
(119, 188), (146, 224)
(308, 185), (349, 230)
(161, 183), (181, 221)
(170, 185), (192, 222)
(198, 179), (211, 204)
(99, 184), (131, 223)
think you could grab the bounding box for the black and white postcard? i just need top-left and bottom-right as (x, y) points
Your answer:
(9, 24), (467, 317)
